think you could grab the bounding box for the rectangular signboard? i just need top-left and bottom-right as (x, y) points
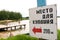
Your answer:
(29, 4), (57, 40)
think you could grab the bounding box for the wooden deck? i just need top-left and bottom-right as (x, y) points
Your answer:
(0, 24), (26, 31)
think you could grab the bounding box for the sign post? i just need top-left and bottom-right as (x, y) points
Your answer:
(29, 4), (57, 40)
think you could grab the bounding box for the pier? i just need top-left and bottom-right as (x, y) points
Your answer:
(0, 24), (26, 32)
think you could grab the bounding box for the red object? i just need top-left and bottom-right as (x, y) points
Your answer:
(32, 27), (42, 34)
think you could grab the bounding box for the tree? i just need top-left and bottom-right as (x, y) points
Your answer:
(0, 10), (22, 20)
(0, 10), (8, 20)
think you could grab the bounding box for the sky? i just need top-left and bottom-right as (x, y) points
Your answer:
(0, 0), (59, 17)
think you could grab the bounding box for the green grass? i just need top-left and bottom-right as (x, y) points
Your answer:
(0, 35), (38, 40)
(58, 30), (60, 40)
(0, 30), (60, 40)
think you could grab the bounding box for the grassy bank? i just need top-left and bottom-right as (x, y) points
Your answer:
(0, 35), (38, 40)
(0, 20), (13, 25)
(0, 20), (20, 25)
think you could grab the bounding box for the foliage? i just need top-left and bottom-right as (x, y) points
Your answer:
(0, 10), (22, 20)
(0, 10), (8, 20)
(22, 17), (29, 20)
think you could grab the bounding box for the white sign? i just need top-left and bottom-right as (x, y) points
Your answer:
(29, 4), (57, 40)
